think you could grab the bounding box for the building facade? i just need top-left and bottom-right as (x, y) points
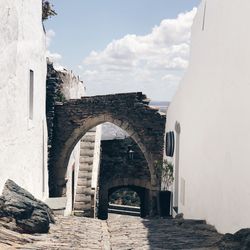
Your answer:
(0, 0), (48, 199)
(166, 0), (250, 233)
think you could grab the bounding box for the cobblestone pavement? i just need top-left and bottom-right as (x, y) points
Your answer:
(0, 214), (223, 250)
(108, 214), (222, 250)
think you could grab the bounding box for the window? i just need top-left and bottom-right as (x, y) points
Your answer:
(29, 70), (34, 120)
(202, 2), (207, 31)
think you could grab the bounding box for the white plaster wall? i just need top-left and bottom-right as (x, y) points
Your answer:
(0, 0), (48, 199)
(166, 0), (250, 234)
(64, 144), (81, 216)
(58, 70), (85, 100)
(91, 125), (102, 190)
(91, 125), (102, 217)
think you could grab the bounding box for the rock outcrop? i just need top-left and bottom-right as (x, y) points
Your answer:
(217, 228), (250, 249)
(0, 179), (54, 234)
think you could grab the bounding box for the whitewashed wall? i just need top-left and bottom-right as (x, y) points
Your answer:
(166, 0), (250, 234)
(91, 125), (102, 191)
(58, 70), (85, 100)
(0, 0), (47, 199)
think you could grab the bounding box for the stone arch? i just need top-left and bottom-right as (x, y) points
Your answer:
(49, 92), (166, 214)
(98, 178), (151, 219)
(55, 114), (150, 180)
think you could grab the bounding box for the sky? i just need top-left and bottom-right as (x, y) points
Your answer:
(45, 0), (201, 101)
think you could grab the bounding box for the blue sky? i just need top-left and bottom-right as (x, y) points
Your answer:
(45, 0), (201, 101)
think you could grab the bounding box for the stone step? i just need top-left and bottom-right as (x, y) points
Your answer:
(80, 139), (95, 145)
(108, 204), (140, 213)
(86, 175), (92, 180)
(77, 171), (92, 178)
(81, 135), (95, 142)
(74, 202), (91, 210)
(77, 179), (92, 186)
(79, 164), (93, 171)
(82, 130), (96, 136)
(74, 211), (87, 217)
(80, 150), (94, 157)
(108, 208), (140, 217)
(75, 195), (91, 203)
(80, 145), (95, 150)
(73, 129), (96, 218)
(76, 187), (92, 195)
(74, 210), (92, 217)
(79, 157), (93, 164)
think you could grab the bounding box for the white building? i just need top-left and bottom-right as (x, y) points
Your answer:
(166, 0), (250, 234)
(0, 0), (48, 199)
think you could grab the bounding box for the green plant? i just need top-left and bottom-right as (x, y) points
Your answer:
(55, 90), (66, 102)
(156, 159), (174, 190)
(42, 0), (57, 21)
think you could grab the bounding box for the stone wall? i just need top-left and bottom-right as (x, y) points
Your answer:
(99, 138), (150, 185)
(98, 138), (151, 218)
(50, 92), (165, 216)
(46, 62), (63, 195)
(51, 92), (165, 197)
(46, 62), (86, 216)
(46, 63), (86, 164)
(0, 0), (47, 199)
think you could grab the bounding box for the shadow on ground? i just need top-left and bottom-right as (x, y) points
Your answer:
(142, 217), (222, 249)
(107, 214), (222, 249)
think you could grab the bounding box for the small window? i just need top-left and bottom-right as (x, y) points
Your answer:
(165, 131), (175, 157)
(29, 70), (34, 120)
(202, 2), (207, 31)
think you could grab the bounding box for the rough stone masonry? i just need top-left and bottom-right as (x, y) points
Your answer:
(49, 92), (166, 216)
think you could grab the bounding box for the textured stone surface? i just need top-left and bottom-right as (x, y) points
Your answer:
(98, 138), (151, 219)
(0, 214), (227, 249)
(0, 180), (54, 234)
(100, 138), (150, 182)
(217, 229), (250, 249)
(73, 131), (97, 218)
(50, 92), (166, 199)
(108, 214), (222, 250)
(46, 62), (64, 196)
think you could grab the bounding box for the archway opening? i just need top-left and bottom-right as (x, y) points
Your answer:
(109, 187), (140, 207)
(108, 187), (141, 217)
(55, 121), (152, 217)
(106, 185), (148, 218)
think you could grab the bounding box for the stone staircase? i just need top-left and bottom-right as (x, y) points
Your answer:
(73, 128), (97, 217)
(108, 204), (141, 217)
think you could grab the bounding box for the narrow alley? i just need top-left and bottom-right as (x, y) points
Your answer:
(1, 214), (223, 250)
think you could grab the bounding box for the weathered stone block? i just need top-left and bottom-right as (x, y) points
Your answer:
(0, 180), (54, 234)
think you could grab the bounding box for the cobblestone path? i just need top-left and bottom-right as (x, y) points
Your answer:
(107, 214), (222, 250)
(0, 214), (223, 249)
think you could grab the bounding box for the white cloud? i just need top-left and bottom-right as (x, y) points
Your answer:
(46, 50), (62, 61)
(45, 29), (64, 70)
(79, 8), (197, 100)
(46, 29), (55, 48)
(161, 74), (181, 82)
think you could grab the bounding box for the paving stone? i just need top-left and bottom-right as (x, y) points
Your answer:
(0, 214), (229, 249)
